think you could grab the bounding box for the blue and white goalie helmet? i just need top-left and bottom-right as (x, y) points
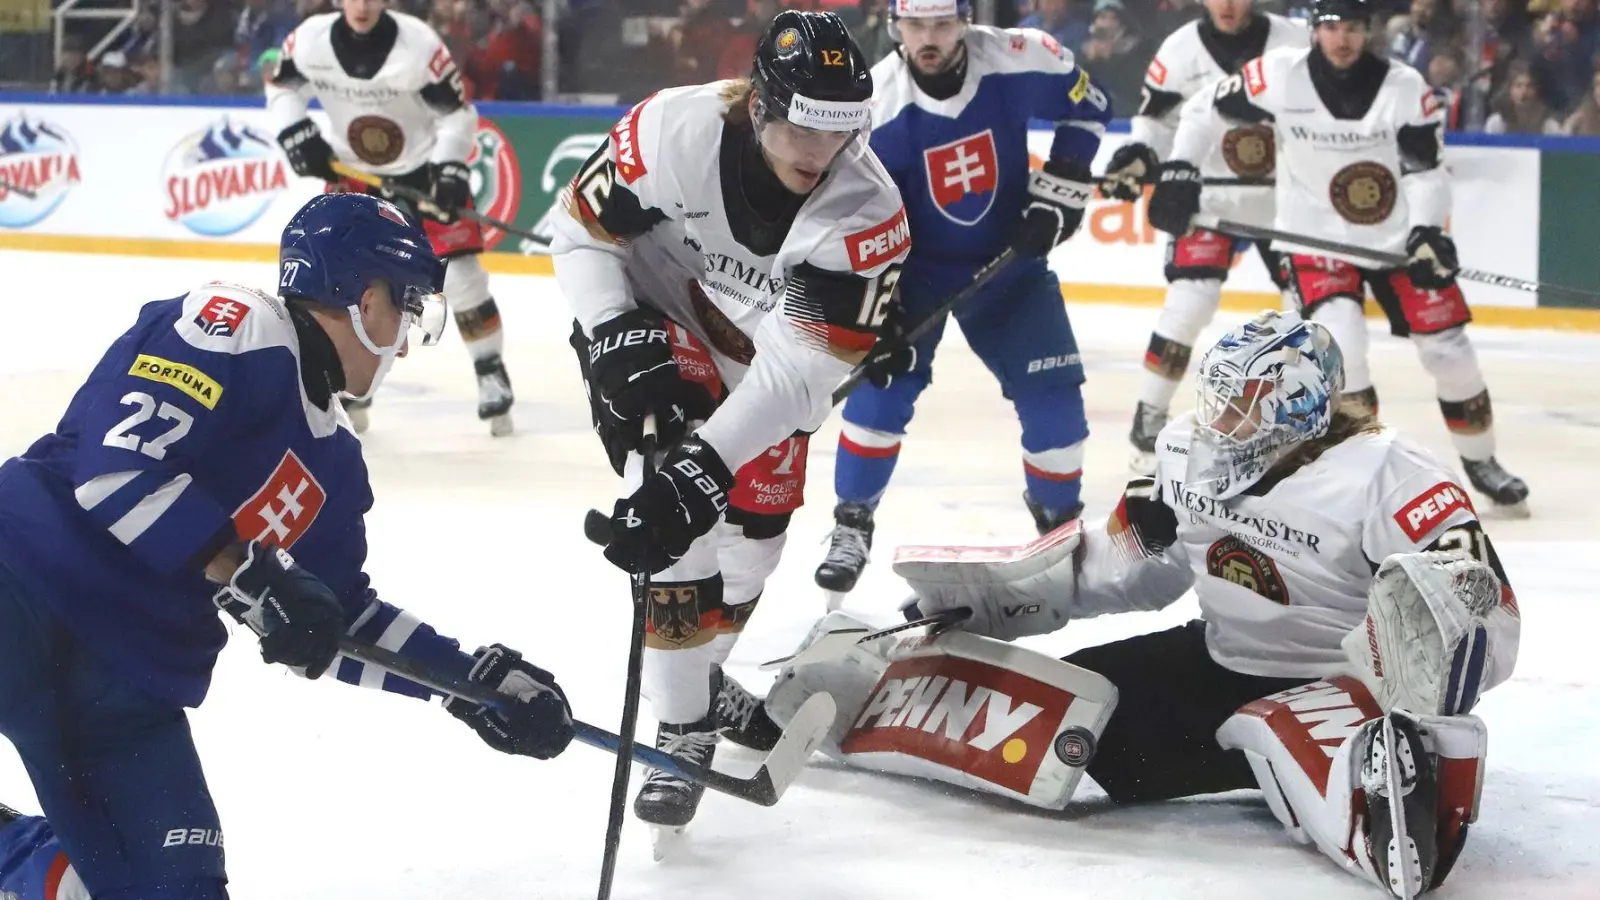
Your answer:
(1185, 310), (1346, 500)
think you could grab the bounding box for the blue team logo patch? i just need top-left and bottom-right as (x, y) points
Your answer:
(923, 130), (999, 226)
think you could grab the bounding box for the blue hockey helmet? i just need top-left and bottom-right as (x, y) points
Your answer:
(278, 193), (448, 353)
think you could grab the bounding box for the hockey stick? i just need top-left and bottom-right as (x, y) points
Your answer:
(830, 247), (1021, 406)
(756, 607), (973, 671)
(596, 417), (657, 900)
(1196, 215), (1600, 307)
(0, 179), (37, 200)
(328, 161), (550, 247)
(336, 636), (837, 807)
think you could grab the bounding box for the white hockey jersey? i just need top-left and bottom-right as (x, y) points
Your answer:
(265, 11), (476, 177)
(549, 82), (909, 471)
(1132, 13), (1305, 168)
(1170, 46), (1450, 261)
(1074, 413), (1521, 685)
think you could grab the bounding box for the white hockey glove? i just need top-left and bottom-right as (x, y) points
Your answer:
(1342, 550), (1501, 717)
(893, 521), (1082, 642)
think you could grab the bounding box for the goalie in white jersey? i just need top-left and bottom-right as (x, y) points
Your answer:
(768, 310), (1519, 897)
(1096, 0), (1305, 471)
(549, 11), (908, 841)
(265, 0), (514, 436)
(1144, 0), (1529, 513)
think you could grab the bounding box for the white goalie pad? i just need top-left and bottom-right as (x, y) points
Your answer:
(1342, 550), (1502, 717)
(767, 614), (1116, 810)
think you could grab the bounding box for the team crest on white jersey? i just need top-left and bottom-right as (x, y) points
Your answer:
(924, 130), (999, 225)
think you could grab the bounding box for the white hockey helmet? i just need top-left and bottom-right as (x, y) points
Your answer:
(1185, 310), (1346, 500)
(887, 0), (972, 43)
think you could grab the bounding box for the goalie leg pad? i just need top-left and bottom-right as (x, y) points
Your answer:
(775, 625), (1115, 809)
(766, 611), (896, 758)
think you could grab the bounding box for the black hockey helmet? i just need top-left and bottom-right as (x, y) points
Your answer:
(1310, 0), (1372, 25)
(752, 10), (872, 133)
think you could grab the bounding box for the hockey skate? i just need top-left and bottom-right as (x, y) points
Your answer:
(1024, 492), (1082, 537)
(1129, 401), (1168, 475)
(474, 355), (514, 437)
(1460, 457), (1529, 518)
(715, 666), (782, 753)
(1359, 711), (1439, 899)
(815, 502), (873, 610)
(634, 710), (719, 861)
(341, 395), (372, 434)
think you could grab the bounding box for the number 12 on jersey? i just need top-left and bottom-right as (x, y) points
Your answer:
(856, 265), (902, 330)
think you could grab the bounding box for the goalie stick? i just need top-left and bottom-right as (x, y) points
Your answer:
(328, 161), (550, 247)
(756, 607), (973, 671)
(336, 637), (837, 807)
(1197, 215), (1600, 307)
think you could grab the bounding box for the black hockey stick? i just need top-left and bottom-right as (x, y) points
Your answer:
(829, 247), (1022, 406)
(756, 607), (973, 671)
(329, 161), (550, 247)
(1197, 215), (1600, 307)
(0, 179), (37, 200)
(596, 416), (657, 900)
(336, 636), (836, 806)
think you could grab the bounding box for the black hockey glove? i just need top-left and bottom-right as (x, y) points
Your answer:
(861, 300), (918, 390)
(214, 541), (344, 679)
(1099, 141), (1161, 202)
(1405, 225), (1459, 289)
(444, 644), (574, 760)
(601, 436), (734, 575)
(276, 119), (339, 183)
(1146, 160), (1203, 237)
(428, 161), (473, 222)
(1011, 159), (1094, 258)
(580, 310), (715, 473)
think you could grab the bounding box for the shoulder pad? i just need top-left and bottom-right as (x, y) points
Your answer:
(807, 158), (909, 277)
(284, 12), (337, 58)
(173, 282), (295, 356)
(987, 26), (1079, 75)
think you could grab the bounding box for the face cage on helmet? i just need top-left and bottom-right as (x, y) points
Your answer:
(1184, 374), (1310, 500)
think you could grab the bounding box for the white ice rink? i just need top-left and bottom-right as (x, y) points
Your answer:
(1, 250), (1598, 900)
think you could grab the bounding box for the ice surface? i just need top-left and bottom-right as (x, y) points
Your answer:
(1, 251), (1597, 899)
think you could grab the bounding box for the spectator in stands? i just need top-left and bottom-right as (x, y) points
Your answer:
(1387, 0), (1455, 69)
(236, 0), (296, 78)
(1533, 0), (1600, 110)
(1078, 0), (1149, 114)
(50, 36), (94, 93)
(1426, 44), (1468, 127)
(1019, 0), (1091, 53)
(1486, 59), (1565, 131)
(172, 0), (239, 93)
(1564, 68), (1600, 130)
(716, 0), (778, 81)
(93, 51), (142, 94)
(839, 0), (896, 66)
(126, 53), (165, 95)
(112, 7), (161, 60)
(471, 0), (544, 99)
(665, 0), (738, 85)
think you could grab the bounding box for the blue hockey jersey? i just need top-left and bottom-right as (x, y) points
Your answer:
(0, 282), (472, 708)
(869, 26), (1112, 274)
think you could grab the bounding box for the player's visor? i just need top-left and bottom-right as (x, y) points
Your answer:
(759, 92), (872, 174)
(349, 285), (447, 357)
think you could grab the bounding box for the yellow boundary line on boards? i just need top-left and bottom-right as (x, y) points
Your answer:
(6, 232), (1600, 333)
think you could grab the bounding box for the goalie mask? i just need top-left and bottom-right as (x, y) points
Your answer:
(1185, 310), (1345, 500)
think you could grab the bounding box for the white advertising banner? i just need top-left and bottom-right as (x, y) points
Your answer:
(0, 101), (1542, 310)
(1032, 131), (1541, 308)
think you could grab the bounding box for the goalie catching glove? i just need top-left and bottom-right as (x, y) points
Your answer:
(1342, 549), (1503, 717)
(212, 540), (345, 679)
(444, 644), (574, 759)
(895, 521), (1085, 642)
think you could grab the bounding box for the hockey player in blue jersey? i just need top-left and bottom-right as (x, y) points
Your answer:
(814, 0), (1111, 597)
(0, 193), (573, 900)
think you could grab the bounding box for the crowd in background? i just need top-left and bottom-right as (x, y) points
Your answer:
(36, 0), (1600, 134)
